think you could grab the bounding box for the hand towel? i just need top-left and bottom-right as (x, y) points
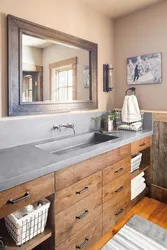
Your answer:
(131, 182), (146, 200)
(122, 95), (141, 123)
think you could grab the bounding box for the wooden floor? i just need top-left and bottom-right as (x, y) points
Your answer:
(90, 197), (167, 250)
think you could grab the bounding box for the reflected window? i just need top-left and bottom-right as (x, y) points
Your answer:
(54, 68), (73, 102)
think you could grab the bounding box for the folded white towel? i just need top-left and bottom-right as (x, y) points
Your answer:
(131, 177), (145, 189)
(131, 182), (146, 200)
(122, 95), (141, 123)
(132, 171), (144, 182)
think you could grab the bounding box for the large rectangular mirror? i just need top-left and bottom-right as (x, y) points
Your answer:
(8, 15), (97, 116)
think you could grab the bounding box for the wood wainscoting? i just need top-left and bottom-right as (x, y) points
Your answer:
(152, 112), (167, 203)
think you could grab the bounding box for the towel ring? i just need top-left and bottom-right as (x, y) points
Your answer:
(125, 87), (136, 96)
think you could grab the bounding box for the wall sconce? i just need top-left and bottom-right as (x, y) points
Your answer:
(103, 64), (114, 92)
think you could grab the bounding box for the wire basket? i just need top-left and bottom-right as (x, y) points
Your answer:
(115, 110), (144, 131)
(4, 198), (50, 246)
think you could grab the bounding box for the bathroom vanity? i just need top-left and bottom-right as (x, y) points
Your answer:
(0, 130), (152, 249)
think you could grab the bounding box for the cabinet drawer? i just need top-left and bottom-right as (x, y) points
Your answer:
(103, 199), (130, 235)
(103, 172), (130, 210)
(103, 157), (130, 185)
(55, 144), (130, 191)
(55, 171), (102, 214)
(56, 215), (102, 250)
(131, 136), (151, 155)
(0, 173), (54, 218)
(55, 189), (102, 246)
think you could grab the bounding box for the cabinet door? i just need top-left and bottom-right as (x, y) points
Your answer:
(103, 199), (130, 235)
(56, 215), (102, 250)
(103, 157), (130, 185)
(103, 172), (130, 210)
(55, 171), (102, 214)
(0, 173), (54, 218)
(55, 189), (102, 246)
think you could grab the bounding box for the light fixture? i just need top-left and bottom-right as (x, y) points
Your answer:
(103, 64), (114, 92)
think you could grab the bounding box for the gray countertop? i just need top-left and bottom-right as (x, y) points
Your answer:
(0, 129), (153, 192)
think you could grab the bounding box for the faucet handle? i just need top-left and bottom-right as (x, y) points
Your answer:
(53, 125), (61, 131)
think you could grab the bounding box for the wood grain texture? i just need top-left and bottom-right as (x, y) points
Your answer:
(55, 171), (102, 214)
(151, 184), (167, 204)
(0, 173), (54, 219)
(5, 228), (52, 250)
(103, 157), (130, 186)
(56, 215), (102, 250)
(103, 172), (130, 211)
(55, 189), (102, 246)
(103, 198), (131, 235)
(153, 113), (167, 122)
(91, 197), (164, 250)
(55, 144), (131, 191)
(152, 121), (167, 188)
(131, 136), (151, 155)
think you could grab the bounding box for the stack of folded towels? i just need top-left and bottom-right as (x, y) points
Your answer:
(131, 172), (146, 200)
(131, 152), (142, 173)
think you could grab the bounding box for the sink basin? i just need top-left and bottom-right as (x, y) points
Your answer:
(35, 132), (118, 156)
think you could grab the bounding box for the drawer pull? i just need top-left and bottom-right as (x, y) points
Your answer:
(76, 210), (89, 220)
(115, 186), (123, 193)
(114, 168), (123, 173)
(7, 192), (30, 204)
(114, 208), (124, 216)
(76, 186), (88, 195)
(140, 143), (146, 147)
(76, 238), (89, 249)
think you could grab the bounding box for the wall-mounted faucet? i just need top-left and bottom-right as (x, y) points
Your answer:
(53, 123), (75, 134)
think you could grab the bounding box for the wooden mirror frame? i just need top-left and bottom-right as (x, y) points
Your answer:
(8, 15), (98, 116)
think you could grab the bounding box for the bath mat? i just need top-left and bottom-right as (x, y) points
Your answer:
(102, 215), (167, 250)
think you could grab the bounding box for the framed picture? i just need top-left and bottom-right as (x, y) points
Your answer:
(83, 66), (90, 88)
(127, 52), (162, 85)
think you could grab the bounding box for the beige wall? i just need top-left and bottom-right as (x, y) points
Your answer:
(114, 1), (167, 111)
(0, 0), (114, 118)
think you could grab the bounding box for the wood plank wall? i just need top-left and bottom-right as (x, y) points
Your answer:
(152, 113), (167, 203)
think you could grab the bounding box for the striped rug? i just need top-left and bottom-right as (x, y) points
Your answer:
(102, 215), (167, 250)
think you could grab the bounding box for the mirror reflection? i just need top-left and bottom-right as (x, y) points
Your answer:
(22, 34), (90, 103)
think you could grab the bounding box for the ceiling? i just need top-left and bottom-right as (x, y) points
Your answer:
(82, 0), (164, 19)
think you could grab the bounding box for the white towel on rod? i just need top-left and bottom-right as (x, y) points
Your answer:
(122, 95), (141, 123)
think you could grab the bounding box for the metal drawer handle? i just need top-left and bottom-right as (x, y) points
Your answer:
(115, 186), (123, 193)
(76, 186), (88, 195)
(114, 168), (123, 173)
(140, 143), (146, 147)
(114, 208), (124, 216)
(76, 238), (89, 249)
(7, 192), (30, 204)
(76, 210), (89, 220)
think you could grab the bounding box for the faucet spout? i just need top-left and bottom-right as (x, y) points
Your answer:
(61, 123), (75, 134)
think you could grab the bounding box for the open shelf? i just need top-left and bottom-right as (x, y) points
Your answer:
(131, 187), (149, 207)
(5, 228), (52, 250)
(131, 165), (150, 180)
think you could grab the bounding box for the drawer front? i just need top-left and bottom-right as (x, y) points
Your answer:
(55, 171), (102, 214)
(131, 136), (151, 155)
(0, 173), (54, 218)
(55, 144), (130, 191)
(56, 215), (102, 250)
(103, 172), (130, 210)
(103, 199), (130, 235)
(55, 189), (102, 246)
(103, 157), (130, 185)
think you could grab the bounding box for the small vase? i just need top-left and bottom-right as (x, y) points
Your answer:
(108, 120), (114, 132)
